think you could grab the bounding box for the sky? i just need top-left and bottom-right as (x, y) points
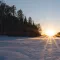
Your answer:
(4, 0), (60, 32)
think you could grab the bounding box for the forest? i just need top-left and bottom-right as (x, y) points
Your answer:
(0, 1), (42, 37)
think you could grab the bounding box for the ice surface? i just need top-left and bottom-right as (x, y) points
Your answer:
(0, 36), (60, 60)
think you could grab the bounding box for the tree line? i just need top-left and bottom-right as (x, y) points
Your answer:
(55, 32), (60, 37)
(0, 1), (42, 37)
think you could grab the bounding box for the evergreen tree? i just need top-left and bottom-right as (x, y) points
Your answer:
(17, 9), (24, 24)
(28, 17), (32, 26)
(11, 5), (16, 16)
(24, 16), (27, 25)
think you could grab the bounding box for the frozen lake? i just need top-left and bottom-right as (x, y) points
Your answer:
(0, 36), (60, 60)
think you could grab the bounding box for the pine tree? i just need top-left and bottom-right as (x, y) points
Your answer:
(28, 17), (32, 25)
(17, 9), (24, 24)
(24, 16), (27, 25)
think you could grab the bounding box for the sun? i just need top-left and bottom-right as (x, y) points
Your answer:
(45, 29), (56, 37)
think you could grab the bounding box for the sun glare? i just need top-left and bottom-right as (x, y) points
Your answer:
(45, 29), (56, 37)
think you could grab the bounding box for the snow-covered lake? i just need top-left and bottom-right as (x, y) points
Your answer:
(0, 36), (60, 60)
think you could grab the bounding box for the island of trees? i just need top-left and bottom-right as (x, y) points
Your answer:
(0, 1), (42, 37)
(55, 32), (60, 37)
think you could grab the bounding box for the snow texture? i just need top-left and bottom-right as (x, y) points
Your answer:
(0, 36), (60, 60)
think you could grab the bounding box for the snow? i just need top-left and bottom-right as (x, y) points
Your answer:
(0, 36), (60, 60)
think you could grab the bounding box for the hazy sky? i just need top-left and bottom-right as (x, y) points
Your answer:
(5, 0), (60, 32)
